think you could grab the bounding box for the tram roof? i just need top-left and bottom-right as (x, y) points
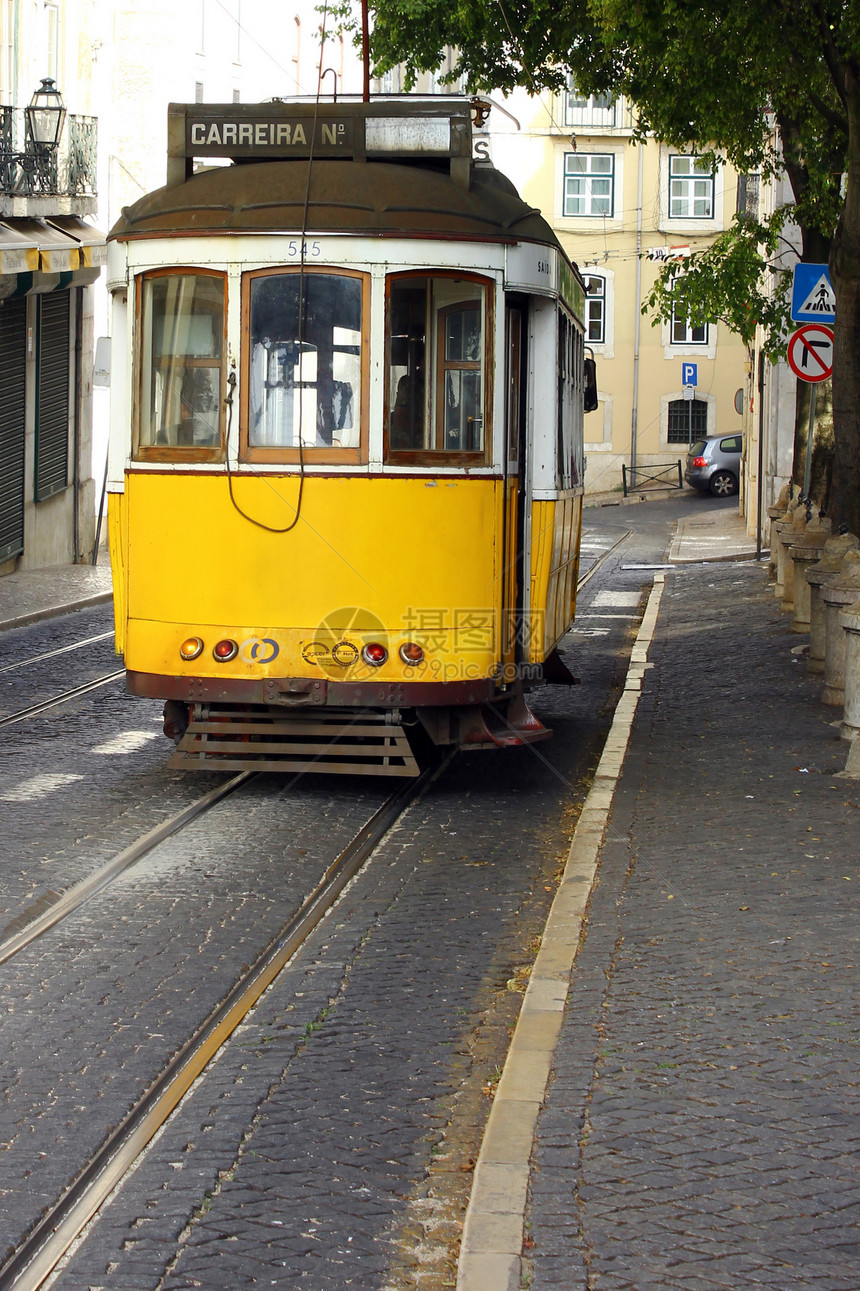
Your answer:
(109, 157), (567, 251)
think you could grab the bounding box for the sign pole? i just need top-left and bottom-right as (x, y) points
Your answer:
(802, 383), (817, 499)
(756, 352), (765, 561)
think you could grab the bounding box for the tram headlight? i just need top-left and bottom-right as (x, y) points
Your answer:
(361, 642), (388, 667)
(399, 642), (424, 666)
(213, 639), (239, 662)
(179, 636), (204, 661)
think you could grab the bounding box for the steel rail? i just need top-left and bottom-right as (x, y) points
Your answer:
(576, 528), (631, 593)
(0, 772), (257, 967)
(0, 631), (115, 676)
(0, 753), (449, 1291)
(0, 669), (125, 728)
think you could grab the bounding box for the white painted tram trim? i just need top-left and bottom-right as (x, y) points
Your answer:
(456, 574), (666, 1291)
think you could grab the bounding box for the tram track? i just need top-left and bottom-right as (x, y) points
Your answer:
(0, 630), (115, 675)
(0, 669), (125, 728)
(0, 771), (256, 966)
(0, 754), (449, 1291)
(0, 527), (626, 963)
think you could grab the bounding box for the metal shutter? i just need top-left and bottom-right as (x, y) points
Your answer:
(35, 291), (71, 502)
(0, 296), (26, 562)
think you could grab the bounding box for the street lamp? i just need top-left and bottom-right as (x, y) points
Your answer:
(24, 78), (66, 153)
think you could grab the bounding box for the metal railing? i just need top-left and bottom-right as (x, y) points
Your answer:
(0, 107), (97, 198)
(622, 460), (683, 497)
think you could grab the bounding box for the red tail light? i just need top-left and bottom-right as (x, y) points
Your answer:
(213, 639), (238, 662)
(361, 642), (388, 667)
(692, 456), (707, 468)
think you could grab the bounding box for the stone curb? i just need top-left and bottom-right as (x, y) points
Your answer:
(455, 574), (667, 1291)
(0, 591), (113, 634)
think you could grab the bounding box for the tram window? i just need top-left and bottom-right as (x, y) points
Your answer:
(387, 274), (489, 462)
(246, 271), (363, 454)
(137, 272), (225, 458)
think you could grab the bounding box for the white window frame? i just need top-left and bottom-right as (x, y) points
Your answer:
(669, 154), (715, 220)
(563, 153), (615, 218)
(670, 301), (709, 346)
(584, 274), (606, 344)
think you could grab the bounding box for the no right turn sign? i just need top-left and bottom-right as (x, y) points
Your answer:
(787, 324), (834, 383)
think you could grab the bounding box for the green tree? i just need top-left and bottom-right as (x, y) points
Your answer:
(342, 0), (860, 531)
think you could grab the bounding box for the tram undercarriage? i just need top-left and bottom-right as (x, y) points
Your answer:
(161, 679), (561, 778)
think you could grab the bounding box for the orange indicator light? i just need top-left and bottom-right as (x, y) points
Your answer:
(179, 637), (204, 661)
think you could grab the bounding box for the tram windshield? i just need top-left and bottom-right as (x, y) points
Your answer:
(247, 271), (362, 451)
(387, 274), (488, 461)
(137, 272), (225, 457)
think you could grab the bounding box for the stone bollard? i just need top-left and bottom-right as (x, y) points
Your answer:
(806, 535), (860, 674)
(767, 484), (792, 580)
(789, 514), (831, 633)
(778, 505), (809, 613)
(838, 597), (860, 740)
(774, 499), (802, 600)
(820, 551), (860, 706)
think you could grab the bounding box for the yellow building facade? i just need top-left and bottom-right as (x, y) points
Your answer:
(491, 89), (749, 497)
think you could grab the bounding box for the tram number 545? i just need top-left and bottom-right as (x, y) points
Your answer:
(286, 239), (321, 258)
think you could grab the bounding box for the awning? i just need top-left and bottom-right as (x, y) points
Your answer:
(0, 222), (40, 274)
(47, 216), (107, 269)
(0, 217), (106, 299)
(0, 216), (106, 274)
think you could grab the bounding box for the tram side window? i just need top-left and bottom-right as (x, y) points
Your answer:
(387, 275), (488, 461)
(557, 309), (585, 489)
(247, 272), (362, 452)
(137, 272), (225, 457)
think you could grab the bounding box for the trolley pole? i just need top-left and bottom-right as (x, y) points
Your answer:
(361, 0), (370, 101)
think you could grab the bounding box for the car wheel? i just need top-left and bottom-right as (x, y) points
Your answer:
(709, 470), (737, 497)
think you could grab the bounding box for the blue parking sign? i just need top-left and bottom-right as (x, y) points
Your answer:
(681, 362), (698, 386)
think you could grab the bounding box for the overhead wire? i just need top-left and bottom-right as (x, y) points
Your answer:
(223, 0), (332, 534)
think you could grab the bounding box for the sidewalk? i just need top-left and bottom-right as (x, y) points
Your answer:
(0, 558), (112, 631)
(459, 508), (858, 1290)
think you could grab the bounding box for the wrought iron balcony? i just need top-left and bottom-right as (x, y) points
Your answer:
(0, 106), (97, 201)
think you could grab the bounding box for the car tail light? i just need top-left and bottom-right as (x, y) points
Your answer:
(399, 642), (424, 666)
(692, 456), (707, 468)
(179, 637), (204, 661)
(361, 642), (388, 667)
(213, 639), (238, 662)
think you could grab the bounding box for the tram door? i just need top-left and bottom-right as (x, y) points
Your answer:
(504, 301), (529, 669)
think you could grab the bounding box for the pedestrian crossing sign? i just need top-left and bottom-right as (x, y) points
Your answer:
(791, 263), (835, 323)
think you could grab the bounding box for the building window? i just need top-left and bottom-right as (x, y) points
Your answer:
(736, 173), (760, 220)
(585, 275), (605, 343)
(669, 155), (715, 218)
(563, 153), (615, 217)
(667, 397), (708, 444)
(671, 300), (708, 345)
(35, 291), (71, 501)
(564, 84), (615, 126)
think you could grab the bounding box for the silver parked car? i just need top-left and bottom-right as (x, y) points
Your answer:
(684, 433), (743, 497)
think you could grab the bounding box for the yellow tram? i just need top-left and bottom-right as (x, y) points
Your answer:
(106, 99), (596, 776)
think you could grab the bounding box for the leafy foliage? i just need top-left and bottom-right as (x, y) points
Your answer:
(337, 0), (854, 352)
(644, 212), (794, 360)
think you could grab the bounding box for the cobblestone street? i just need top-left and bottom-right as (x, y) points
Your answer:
(527, 559), (860, 1291)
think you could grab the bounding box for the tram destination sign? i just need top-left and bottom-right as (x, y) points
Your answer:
(168, 101), (473, 187)
(183, 106), (357, 159)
